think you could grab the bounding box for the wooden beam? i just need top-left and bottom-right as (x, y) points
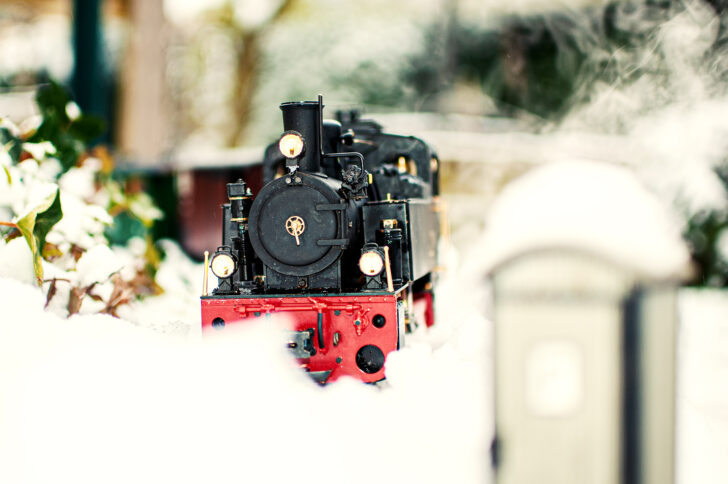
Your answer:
(118, 0), (167, 165)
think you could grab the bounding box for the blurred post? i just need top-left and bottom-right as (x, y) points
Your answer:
(71, 0), (109, 125)
(487, 162), (688, 484)
(118, 0), (167, 164)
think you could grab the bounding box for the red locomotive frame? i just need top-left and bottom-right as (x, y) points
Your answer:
(201, 291), (408, 383)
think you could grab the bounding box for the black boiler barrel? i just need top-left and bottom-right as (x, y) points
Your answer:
(280, 101), (321, 173)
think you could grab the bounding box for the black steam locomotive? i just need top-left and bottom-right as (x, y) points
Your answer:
(201, 97), (440, 383)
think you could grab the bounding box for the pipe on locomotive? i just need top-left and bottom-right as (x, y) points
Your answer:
(279, 95), (366, 184)
(279, 97), (323, 173)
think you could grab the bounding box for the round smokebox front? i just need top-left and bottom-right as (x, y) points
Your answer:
(248, 175), (344, 276)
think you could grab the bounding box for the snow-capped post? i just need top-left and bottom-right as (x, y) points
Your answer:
(483, 161), (691, 484)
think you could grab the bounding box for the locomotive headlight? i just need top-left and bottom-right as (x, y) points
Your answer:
(279, 131), (305, 159)
(210, 252), (236, 279)
(359, 251), (384, 276)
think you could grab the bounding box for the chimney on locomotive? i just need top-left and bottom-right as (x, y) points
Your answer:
(278, 96), (324, 173)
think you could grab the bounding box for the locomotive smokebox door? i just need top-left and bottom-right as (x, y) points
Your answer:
(247, 172), (355, 290)
(486, 161), (690, 484)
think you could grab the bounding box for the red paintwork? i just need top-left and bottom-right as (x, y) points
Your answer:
(413, 290), (435, 328)
(201, 294), (399, 383)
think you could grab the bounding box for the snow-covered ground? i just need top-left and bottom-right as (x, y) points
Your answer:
(1, 234), (727, 483)
(0, 244), (492, 484)
(677, 289), (728, 484)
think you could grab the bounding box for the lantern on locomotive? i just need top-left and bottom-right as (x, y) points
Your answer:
(201, 96), (440, 383)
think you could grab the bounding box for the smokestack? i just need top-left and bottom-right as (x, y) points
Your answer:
(279, 100), (322, 173)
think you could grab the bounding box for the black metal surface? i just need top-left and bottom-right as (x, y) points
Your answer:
(263, 263), (342, 291)
(225, 179), (254, 285)
(280, 101), (322, 173)
(308, 370), (332, 385)
(317, 312), (325, 349)
(362, 202), (411, 283)
(265, 106), (439, 199)
(407, 200), (439, 282)
(361, 199), (440, 285)
(622, 288), (643, 484)
(355, 345), (385, 374)
(348, 133), (438, 197)
(381, 225), (403, 286)
(248, 172), (351, 277)
(260, 187), (337, 265)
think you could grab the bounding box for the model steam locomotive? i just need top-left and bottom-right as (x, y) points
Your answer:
(201, 96), (440, 383)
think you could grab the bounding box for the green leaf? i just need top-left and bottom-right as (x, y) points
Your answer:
(34, 80), (71, 124)
(16, 189), (63, 285)
(34, 189), (63, 252)
(69, 115), (106, 144)
(26, 81), (107, 173)
(104, 211), (147, 245)
(1, 128), (21, 163)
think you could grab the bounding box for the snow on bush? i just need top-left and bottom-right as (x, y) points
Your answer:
(0, 82), (173, 318)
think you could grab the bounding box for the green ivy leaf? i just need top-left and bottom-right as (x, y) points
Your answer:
(34, 190), (63, 252)
(69, 115), (105, 145)
(104, 211), (146, 245)
(16, 189), (63, 284)
(34, 80), (71, 124)
(1, 128), (21, 163)
(27, 81), (106, 172)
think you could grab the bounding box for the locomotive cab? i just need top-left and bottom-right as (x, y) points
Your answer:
(201, 96), (440, 383)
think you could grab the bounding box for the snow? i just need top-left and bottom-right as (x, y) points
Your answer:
(0, 258), (491, 484)
(22, 141), (57, 161)
(9, 165), (58, 219)
(75, 245), (122, 287)
(2, 233), (725, 483)
(677, 289), (728, 484)
(46, 187), (113, 251)
(58, 164), (97, 200)
(0, 123), (488, 482)
(115, 240), (209, 336)
(0, 237), (35, 285)
(478, 159), (692, 280)
(64, 101), (81, 121)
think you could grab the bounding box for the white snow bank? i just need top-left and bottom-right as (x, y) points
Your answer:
(479, 159), (691, 280)
(0, 237), (35, 285)
(116, 240), (210, 336)
(0, 270), (491, 484)
(677, 289), (728, 484)
(75, 245), (122, 287)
